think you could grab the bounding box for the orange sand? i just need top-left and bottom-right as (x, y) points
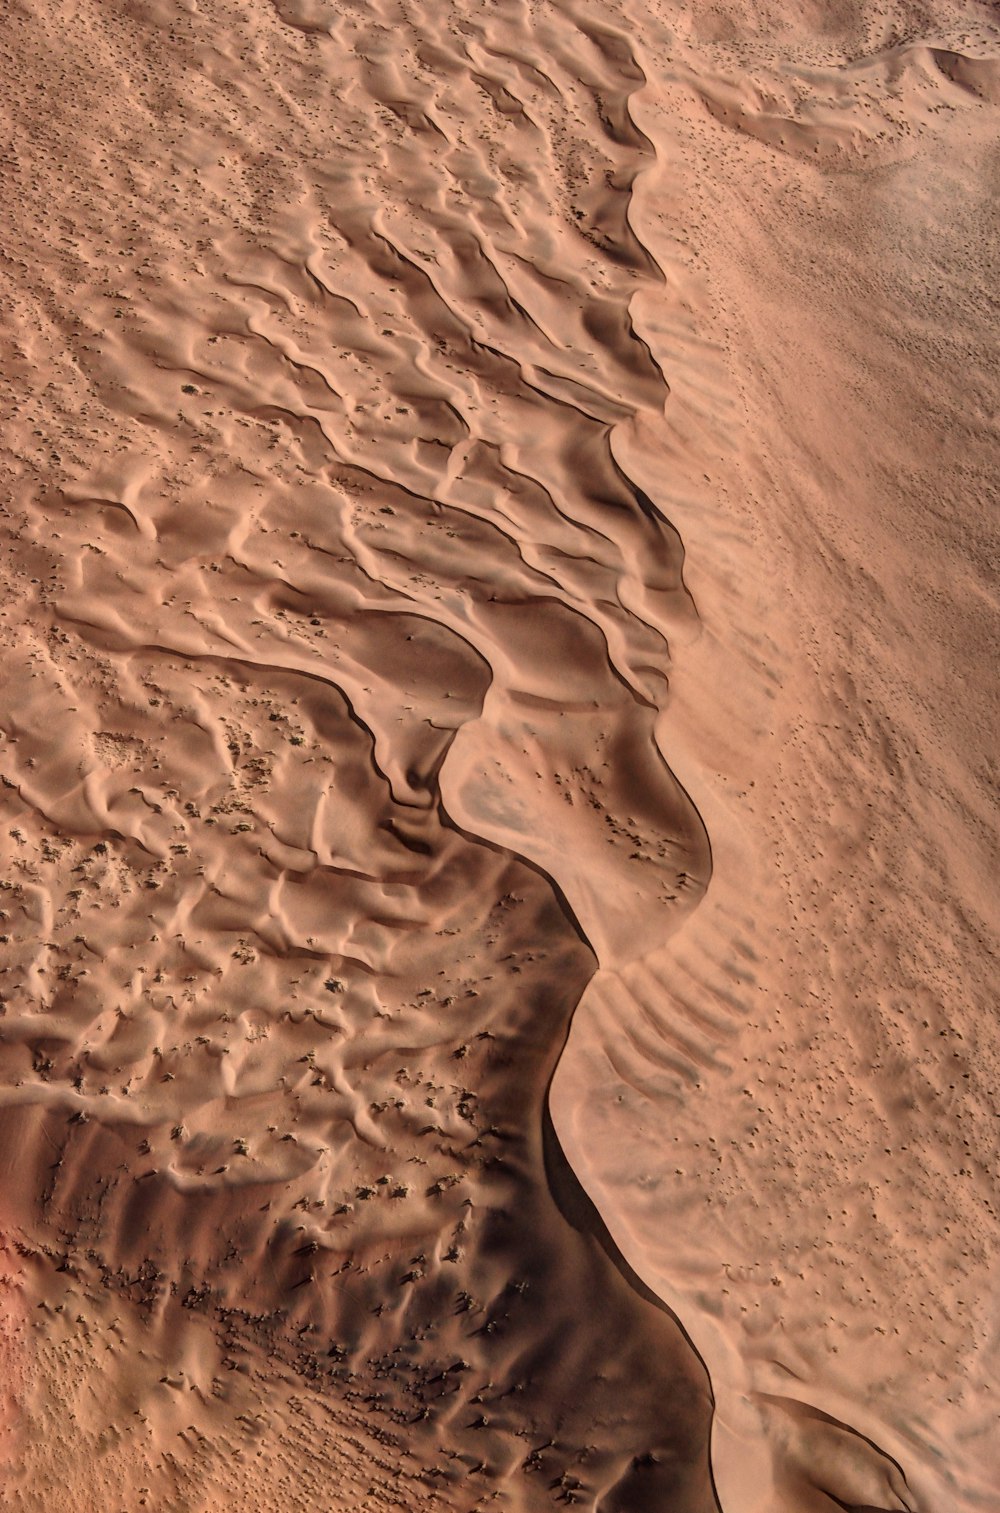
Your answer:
(1, 1), (997, 1510)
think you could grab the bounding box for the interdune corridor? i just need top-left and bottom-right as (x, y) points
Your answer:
(0, 2), (997, 1510)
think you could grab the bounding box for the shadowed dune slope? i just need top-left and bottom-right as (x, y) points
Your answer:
(0, 0), (715, 1508)
(1, 0), (998, 1511)
(554, 3), (1000, 1511)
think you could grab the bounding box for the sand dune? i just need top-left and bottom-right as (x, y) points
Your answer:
(1, 0), (997, 1509)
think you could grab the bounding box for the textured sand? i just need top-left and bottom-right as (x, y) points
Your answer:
(0, 1), (997, 1510)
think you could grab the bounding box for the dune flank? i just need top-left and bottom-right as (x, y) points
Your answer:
(1, 0), (997, 1511)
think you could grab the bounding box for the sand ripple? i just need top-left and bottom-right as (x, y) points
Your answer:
(1, 1), (998, 1510)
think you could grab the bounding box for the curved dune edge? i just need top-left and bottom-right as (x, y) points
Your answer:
(549, 10), (1000, 1513)
(0, 0), (997, 1508)
(432, 14), (946, 1511)
(0, 1), (720, 1508)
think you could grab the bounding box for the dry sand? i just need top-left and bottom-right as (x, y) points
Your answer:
(0, 1), (997, 1510)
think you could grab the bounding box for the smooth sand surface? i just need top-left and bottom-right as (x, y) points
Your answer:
(0, 1), (997, 1510)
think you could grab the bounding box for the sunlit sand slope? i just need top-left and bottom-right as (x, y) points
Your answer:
(1, 0), (997, 1511)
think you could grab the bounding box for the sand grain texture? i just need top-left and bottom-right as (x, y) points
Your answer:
(0, 0), (997, 1510)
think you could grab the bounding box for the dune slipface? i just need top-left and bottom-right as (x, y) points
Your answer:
(1, 0), (998, 1511)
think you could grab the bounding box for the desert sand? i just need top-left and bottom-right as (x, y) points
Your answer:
(0, 0), (997, 1510)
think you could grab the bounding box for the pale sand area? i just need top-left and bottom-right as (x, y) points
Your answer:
(555, 8), (1000, 1511)
(0, 1), (997, 1510)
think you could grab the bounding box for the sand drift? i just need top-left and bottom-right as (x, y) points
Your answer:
(1, 1), (998, 1510)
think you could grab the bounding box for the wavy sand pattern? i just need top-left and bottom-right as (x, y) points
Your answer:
(1, 1), (998, 1510)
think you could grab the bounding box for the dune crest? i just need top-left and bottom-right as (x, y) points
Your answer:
(554, 6), (1000, 1511)
(1, 0), (998, 1510)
